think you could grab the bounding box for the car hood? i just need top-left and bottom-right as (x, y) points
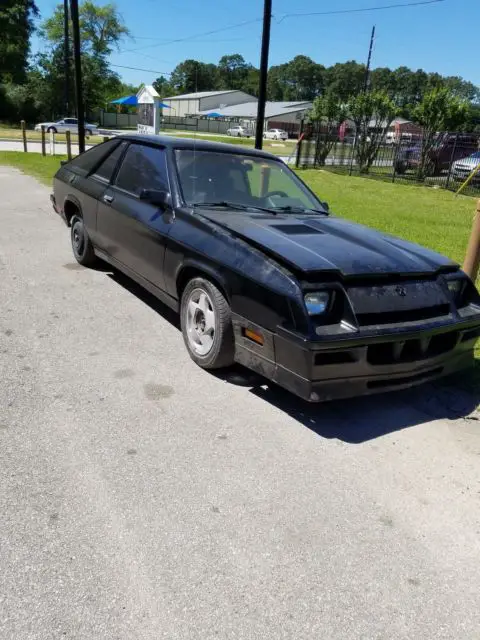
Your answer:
(197, 210), (457, 277)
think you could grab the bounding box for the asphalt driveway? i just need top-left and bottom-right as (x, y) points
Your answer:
(1, 166), (479, 639)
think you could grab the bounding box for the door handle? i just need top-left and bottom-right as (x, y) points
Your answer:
(103, 194), (114, 204)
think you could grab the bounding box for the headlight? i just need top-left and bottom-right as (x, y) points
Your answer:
(304, 291), (330, 315)
(447, 279), (463, 296)
(447, 278), (466, 306)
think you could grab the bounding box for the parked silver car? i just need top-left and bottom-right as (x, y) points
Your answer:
(34, 117), (99, 136)
(226, 125), (251, 138)
(264, 128), (289, 141)
(451, 152), (480, 182)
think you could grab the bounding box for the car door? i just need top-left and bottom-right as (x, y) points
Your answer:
(96, 142), (173, 291)
(63, 118), (78, 133)
(58, 138), (123, 241)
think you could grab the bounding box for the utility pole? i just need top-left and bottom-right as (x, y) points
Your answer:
(70, 0), (85, 153)
(63, 0), (70, 116)
(363, 25), (376, 93)
(255, 0), (272, 150)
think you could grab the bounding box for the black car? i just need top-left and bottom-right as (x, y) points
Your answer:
(51, 134), (480, 402)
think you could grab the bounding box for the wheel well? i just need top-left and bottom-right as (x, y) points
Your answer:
(176, 267), (229, 302)
(64, 200), (80, 226)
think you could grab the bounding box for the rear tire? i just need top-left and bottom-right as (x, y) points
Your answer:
(70, 214), (97, 267)
(180, 277), (234, 370)
(86, 129), (92, 136)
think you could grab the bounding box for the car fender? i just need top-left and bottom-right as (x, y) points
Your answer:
(165, 213), (306, 332)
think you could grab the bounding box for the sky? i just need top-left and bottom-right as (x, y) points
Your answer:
(31, 0), (480, 90)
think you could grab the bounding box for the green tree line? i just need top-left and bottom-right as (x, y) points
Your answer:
(155, 54), (479, 127)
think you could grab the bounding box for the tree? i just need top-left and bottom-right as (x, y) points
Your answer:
(413, 87), (469, 178)
(169, 60), (217, 94)
(40, 1), (129, 56)
(347, 91), (397, 173)
(0, 0), (39, 84)
(218, 54), (249, 91)
(308, 93), (347, 166)
(153, 75), (174, 98)
(324, 61), (365, 102)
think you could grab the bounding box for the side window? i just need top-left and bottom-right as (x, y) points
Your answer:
(68, 138), (120, 175)
(64, 118), (76, 124)
(115, 144), (169, 196)
(92, 141), (128, 182)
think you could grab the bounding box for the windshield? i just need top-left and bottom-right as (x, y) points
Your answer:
(174, 149), (324, 213)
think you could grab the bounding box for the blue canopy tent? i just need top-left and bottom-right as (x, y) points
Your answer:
(111, 95), (138, 106)
(110, 96), (171, 108)
(206, 112), (222, 118)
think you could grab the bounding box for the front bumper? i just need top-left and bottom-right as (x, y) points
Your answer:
(232, 313), (480, 402)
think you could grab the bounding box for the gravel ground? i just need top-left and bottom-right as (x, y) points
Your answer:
(1, 166), (480, 639)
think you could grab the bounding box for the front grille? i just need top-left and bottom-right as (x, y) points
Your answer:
(314, 351), (356, 366)
(367, 367), (443, 389)
(356, 304), (450, 327)
(367, 331), (458, 365)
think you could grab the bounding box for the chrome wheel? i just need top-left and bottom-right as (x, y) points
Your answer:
(185, 288), (216, 356)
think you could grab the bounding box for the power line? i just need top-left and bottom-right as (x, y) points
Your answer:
(110, 63), (173, 76)
(119, 17), (263, 54)
(277, 0), (445, 22)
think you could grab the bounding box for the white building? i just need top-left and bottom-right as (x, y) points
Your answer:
(162, 90), (257, 118)
(198, 101), (313, 128)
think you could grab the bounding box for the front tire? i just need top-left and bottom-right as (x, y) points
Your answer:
(47, 127), (57, 134)
(70, 215), (97, 267)
(86, 129), (92, 136)
(180, 277), (234, 370)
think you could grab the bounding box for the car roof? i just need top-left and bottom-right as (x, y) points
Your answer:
(114, 133), (280, 160)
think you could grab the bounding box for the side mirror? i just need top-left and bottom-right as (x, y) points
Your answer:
(321, 200), (329, 212)
(140, 188), (172, 209)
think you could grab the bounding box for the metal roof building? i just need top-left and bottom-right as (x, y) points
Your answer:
(162, 90), (258, 118)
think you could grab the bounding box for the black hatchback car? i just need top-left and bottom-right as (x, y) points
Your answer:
(51, 134), (480, 402)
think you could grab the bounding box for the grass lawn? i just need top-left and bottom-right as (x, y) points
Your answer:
(299, 169), (475, 267)
(0, 127), (105, 145)
(0, 151), (67, 186)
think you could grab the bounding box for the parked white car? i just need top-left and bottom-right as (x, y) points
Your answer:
(226, 126), (251, 138)
(263, 128), (289, 141)
(34, 117), (99, 136)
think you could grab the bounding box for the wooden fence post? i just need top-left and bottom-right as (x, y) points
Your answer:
(21, 120), (27, 152)
(463, 200), (480, 280)
(41, 126), (46, 156)
(65, 130), (72, 160)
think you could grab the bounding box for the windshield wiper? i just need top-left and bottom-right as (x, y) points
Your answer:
(192, 201), (279, 214)
(270, 205), (329, 215)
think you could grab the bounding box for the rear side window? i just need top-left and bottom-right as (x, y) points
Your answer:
(68, 139), (120, 175)
(115, 144), (169, 196)
(92, 141), (128, 182)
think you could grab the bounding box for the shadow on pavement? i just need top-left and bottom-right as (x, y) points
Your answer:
(247, 377), (480, 443)
(107, 269), (480, 444)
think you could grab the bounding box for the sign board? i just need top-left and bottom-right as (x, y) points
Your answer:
(136, 85), (161, 135)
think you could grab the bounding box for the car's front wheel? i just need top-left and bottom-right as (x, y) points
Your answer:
(180, 277), (234, 370)
(70, 215), (97, 267)
(86, 129), (92, 136)
(47, 127), (57, 134)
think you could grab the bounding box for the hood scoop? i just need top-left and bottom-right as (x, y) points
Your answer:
(271, 224), (324, 236)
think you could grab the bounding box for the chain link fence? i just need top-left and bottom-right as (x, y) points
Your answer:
(296, 123), (480, 197)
